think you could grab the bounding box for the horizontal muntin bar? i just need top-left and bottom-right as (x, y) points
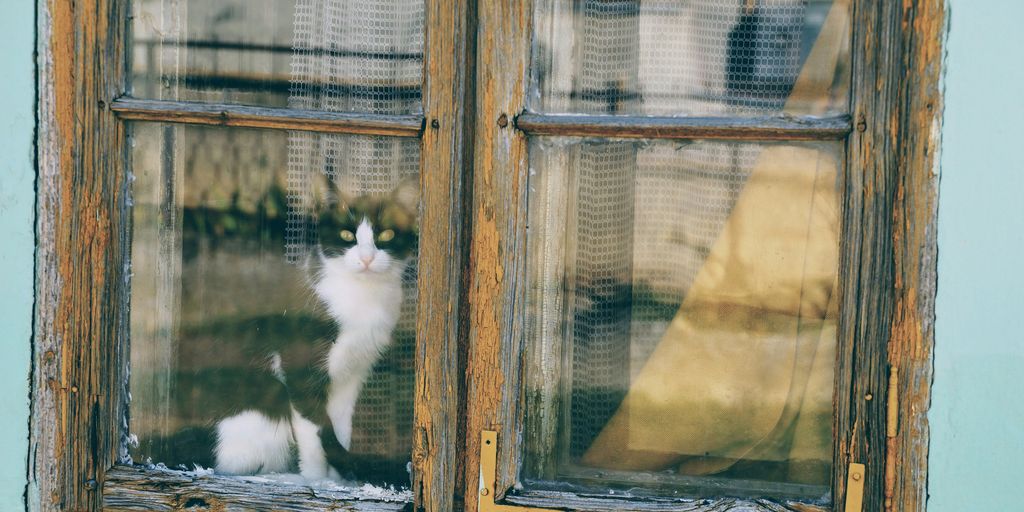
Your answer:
(515, 112), (851, 141)
(135, 38), (423, 61)
(111, 98), (424, 137)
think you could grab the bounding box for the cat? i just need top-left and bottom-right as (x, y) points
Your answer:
(148, 177), (418, 486)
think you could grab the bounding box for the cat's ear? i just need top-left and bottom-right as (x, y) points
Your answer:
(315, 172), (353, 211)
(391, 176), (420, 214)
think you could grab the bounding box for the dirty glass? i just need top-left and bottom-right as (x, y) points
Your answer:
(128, 123), (419, 492)
(529, 0), (849, 116)
(522, 138), (841, 500)
(131, 0), (423, 111)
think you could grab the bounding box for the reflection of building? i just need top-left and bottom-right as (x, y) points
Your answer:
(132, 0), (423, 109)
(133, 0), (296, 105)
(533, 0), (838, 116)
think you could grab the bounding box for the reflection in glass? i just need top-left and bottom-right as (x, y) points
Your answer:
(129, 124), (419, 489)
(530, 0), (849, 116)
(131, 0), (423, 111)
(524, 138), (840, 499)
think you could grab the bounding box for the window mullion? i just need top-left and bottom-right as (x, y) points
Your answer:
(412, 1), (475, 511)
(462, 0), (534, 509)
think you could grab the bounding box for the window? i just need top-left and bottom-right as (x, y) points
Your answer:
(30, 0), (944, 511)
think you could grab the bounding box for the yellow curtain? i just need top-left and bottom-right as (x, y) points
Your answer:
(581, 0), (849, 482)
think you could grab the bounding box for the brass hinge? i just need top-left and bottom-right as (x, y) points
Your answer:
(844, 462), (866, 512)
(478, 431), (558, 512)
(480, 430), (867, 512)
(884, 365), (900, 510)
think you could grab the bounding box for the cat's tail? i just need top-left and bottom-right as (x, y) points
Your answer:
(319, 426), (411, 488)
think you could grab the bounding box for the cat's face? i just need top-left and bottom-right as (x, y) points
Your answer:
(316, 181), (418, 275)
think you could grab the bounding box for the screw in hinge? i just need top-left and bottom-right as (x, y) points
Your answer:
(480, 488), (489, 496)
(844, 462), (866, 512)
(497, 113), (508, 128)
(856, 113), (867, 133)
(431, 118), (440, 129)
(84, 479), (97, 491)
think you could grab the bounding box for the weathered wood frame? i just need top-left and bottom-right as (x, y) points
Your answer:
(29, 0), (943, 510)
(460, 0), (945, 511)
(110, 98), (425, 136)
(30, 0), (471, 510)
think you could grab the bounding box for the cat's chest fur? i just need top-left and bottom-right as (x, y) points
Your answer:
(312, 256), (405, 452)
(314, 257), (404, 335)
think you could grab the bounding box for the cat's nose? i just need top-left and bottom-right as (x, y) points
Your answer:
(360, 254), (375, 268)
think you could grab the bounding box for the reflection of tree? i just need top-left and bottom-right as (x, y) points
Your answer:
(179, 183), (288, 259)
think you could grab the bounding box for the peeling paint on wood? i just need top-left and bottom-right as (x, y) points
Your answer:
(834, 0), (900, 507)
(412, 0), (474, 510)
(102, 466), (409, 511)
(31, 0), (131, 510)
(886, 0), (945, 510)
(110, 98), (425, 137)
(837, 0), (944, 511)
(515, 113), (852, 141)
(507, 491), (830, 512)
(463, 1), (533, 510)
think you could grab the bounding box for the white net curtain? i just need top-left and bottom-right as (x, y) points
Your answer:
(286, 0), (424, 465)
(527, 0), (849, 487)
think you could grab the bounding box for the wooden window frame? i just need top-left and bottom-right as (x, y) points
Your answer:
(460, 1), (944, 511)
(28, 0), (943, 511)
(30, 0), (470, 510)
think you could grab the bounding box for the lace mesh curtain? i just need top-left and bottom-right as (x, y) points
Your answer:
(529, 0), (823, 459)
(286, 0), (423, 262)
(285, 0), (424, 461)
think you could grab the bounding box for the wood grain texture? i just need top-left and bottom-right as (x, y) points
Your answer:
(111, 98), (424, 137)
(833, 0), (900, 508)
(31, 0), (132, 510)
(413, 0), (474, 510)
(102, 466), (410, 511)
(516, 113), (852, 141)
(886, 1), (945, 510)
(462, 0), (533, 510)
(507, 491), (829, 512)
(835, 0), (944, 511)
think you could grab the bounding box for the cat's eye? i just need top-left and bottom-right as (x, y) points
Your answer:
(339, 230), (355, 242)
(377, 229), (395, 243)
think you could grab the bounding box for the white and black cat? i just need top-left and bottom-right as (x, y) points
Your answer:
(149, 178), (417, 485)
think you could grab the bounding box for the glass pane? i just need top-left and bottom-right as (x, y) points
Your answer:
(530, 0), (849, 116)
(128, 123), (419, 492)
(131, 0), (423, 111)
(523, 138), (840, 501)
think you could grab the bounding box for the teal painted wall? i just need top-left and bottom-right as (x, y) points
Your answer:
(930, 1), (1024, 510)
(0, 0), (35, 510)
